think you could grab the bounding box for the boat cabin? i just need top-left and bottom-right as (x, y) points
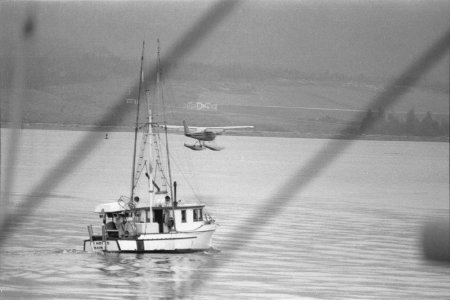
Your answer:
(94, 196), (211, 238)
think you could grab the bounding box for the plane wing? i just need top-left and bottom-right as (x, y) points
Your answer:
(163, 125), (185, 130)
(202, 125), (254, 134)
(163, 123), (253, 133)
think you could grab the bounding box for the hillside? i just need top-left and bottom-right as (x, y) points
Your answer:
(1, 58), (448, 140)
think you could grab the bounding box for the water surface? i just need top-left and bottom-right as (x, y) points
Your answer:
(1, 129), (449, 299)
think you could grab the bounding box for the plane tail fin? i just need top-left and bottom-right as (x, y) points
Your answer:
(183, 120), (189, 135)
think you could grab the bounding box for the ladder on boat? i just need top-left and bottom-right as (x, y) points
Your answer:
(133, 125), (150, 187)
(133, 123), (168, 193)
(152, 130), (168, 193)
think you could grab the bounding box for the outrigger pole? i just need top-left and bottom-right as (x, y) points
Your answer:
(130, 40), (145, 203)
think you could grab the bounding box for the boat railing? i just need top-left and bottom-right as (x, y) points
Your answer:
(87, 224), (119, 240)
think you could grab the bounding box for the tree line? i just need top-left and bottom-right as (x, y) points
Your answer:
(359, 108), (449, 137)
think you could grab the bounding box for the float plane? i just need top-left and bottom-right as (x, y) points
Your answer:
(166, 120), (253, 151)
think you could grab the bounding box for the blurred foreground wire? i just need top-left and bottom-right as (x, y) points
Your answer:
(0, 2), (37, 241)
(0, 2), (448, 297)
(187, 25), (450, 294)
(0, 0), (241, 245)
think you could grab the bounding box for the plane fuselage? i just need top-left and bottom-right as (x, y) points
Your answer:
(186, 131), (218, 142)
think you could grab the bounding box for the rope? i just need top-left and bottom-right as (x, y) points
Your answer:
(167, 149), (202, 203)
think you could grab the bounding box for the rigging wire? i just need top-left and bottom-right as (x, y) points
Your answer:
(156, 40), (173, 195)
(167, 148), (203, 203)
(130, 41), (145, 202)
(162, 95), (174, 198)
(161, 77), (179, 122)
(154, 132), (170, 191)
(153, 47), (201, 202)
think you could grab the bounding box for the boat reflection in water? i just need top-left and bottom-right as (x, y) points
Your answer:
(97, 252), (214, 298)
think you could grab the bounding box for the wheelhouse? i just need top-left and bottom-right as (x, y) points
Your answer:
(95, 197), (212, 238)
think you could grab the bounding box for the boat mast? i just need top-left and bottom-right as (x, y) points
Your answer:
(157, 39), (177, 231)
(130, 41), (145, 202)
(146, 89), (154, 223)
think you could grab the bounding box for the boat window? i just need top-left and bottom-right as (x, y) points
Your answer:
(138, 209), (146, 222)
(181, 210), (186, 223)
(145, 209), (151, 222)
(193, 209), (203, 222)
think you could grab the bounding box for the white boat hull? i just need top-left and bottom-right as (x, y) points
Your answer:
(84, 226), (215, 253)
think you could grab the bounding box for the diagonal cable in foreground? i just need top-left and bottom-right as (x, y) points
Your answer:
(0, 2), (37, 243)
(189, 26), (450, 294)
(0, 0), (241, 245)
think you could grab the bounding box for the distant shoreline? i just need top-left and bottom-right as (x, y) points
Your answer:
(1, 122), (448, 143)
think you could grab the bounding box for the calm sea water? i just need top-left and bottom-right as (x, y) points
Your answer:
(0, 128), (449, 299)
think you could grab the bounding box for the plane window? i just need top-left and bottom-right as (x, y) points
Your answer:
(181, 210), (186, 223)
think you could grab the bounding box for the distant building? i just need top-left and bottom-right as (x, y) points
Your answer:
(126, 98), (138, 105)
(186, 102), (218, 111)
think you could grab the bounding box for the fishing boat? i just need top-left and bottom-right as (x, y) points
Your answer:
(83, 41), (216, 253)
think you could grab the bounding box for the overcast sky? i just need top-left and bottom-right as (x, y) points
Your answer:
(2, 0), (449, 85)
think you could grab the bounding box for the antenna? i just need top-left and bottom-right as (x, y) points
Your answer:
(156, 38), (161, 84)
